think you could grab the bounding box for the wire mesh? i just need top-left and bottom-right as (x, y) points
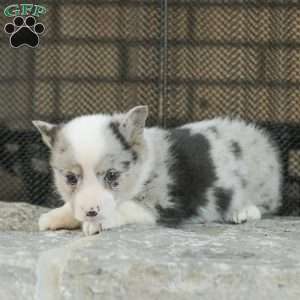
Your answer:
(0, 0), (299, 213)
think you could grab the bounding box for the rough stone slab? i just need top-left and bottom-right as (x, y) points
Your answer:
(35, 218), (300, 300)
(0, 202), (49, 231)
(0, 231), (79, 300)
(0, 216), (300, 299)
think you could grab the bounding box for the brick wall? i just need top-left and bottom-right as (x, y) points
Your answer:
(166, 3), (300, 125)
(1, 1), (300, 207)
(2, 1), (300, 128)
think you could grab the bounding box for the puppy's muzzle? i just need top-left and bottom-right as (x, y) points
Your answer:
(86, 210), (98, 217)
(85, 205), (101, 219)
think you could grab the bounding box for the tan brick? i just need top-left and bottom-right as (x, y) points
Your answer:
(242, 87), (300, 123)
(263, 49), (300, 82)
(59, 4), (161, 40)
(121, 6), (161, 40)
(35, 45), (60, 77)
(287, 8), (300, 43)
(165, 85), (190, 124)
(168, 7), (189, 40)
(195, 86), (245, 120)
(263, 49), (283, 82)
(58, 45), (120, 78)
(60, 82), (120, 117)
(193, 7), (292, 43)
(244, 7), (297, 43)
(60, 5), (120, 39)
(128, 46), (160, 79)
(2, 50), (34, 80)
(115, 83), (159, 121)
(32, 82), (55, 117)
(194, 7), (244, 42)
(284, 88), (300, 123)
(59, 82), (159, 120)
(165, 84), (300, 125)
(38, 4), (54, 39)
(0, 45), (16, 77)
(289, 151), (300, 177)
(37, 44), (119, 78)
(168, 46), (259, 81)
(0, 82), (31, 129)
(238, 87), (299, 123)
(284, 49), (300, 82)
(165, 85), (245, 125)
(242, 8), (273, 43)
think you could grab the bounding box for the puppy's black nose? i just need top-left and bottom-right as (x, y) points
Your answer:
(86, 210), (98, 217)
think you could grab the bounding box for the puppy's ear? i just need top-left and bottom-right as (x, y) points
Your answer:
(32, 120), (59, 148)
(120, 106), (148, 144)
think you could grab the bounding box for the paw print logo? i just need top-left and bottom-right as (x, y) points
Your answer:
(4, 16), (45, 48)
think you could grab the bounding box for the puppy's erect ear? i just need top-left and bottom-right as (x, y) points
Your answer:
(32, 120), (59, 148)
(120, 106), (148, 144)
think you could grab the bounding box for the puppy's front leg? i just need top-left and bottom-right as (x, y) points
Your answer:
(82, 201), (156, 236)
(102, 201), (156, 230)
(82, 221), (102, 236)
(39, 202), (81, 231)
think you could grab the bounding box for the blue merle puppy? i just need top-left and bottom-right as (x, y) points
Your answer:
(33, 106), (282, 235)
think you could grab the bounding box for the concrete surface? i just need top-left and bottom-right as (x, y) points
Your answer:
(0, 202), (48, 231)
(0, 203), (300, 300)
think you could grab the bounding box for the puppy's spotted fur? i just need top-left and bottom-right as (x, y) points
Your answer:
(33, 106), (282, 236)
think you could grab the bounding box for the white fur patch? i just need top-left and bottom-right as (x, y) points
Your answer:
(63, 114), (111, 168)
(82, 221), (101, 236)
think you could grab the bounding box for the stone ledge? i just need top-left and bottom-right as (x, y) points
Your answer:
(0, 202), (49, 231)
(0, 231), (78, 300)
(1, 217), (300, 299)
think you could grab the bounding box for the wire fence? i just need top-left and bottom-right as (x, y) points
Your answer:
(0, 0), (300, 213)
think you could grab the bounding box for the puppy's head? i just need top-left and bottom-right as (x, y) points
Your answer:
(33, 106), (148, 223)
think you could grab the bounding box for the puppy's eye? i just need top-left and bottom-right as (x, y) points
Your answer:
(66, 173), (78, 185)
(104, 169), (120, 184)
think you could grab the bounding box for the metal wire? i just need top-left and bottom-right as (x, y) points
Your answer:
(0, 0), (299, 213)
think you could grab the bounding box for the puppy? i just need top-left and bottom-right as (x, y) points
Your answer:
(33, 106), (282, 236)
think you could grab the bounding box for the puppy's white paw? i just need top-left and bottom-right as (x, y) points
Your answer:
(39, 212), (55, 231)
(245, 205), (261, 220)
(229, 205), (261, 224)
(101, 217), (122, 231)
(82, 222), (101, 236)
(231, 210), (247, 224)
